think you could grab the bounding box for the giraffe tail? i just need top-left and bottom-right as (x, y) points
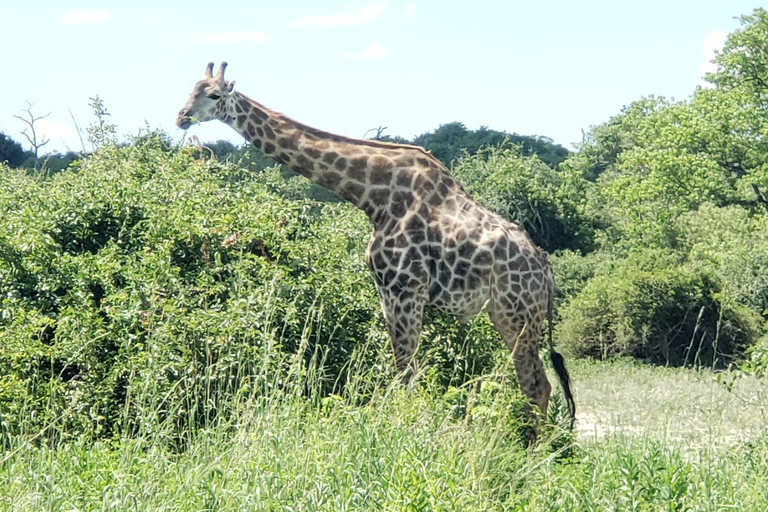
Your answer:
(547, 277), (576, 430)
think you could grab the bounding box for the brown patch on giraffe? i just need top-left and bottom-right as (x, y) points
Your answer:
(319, 172), (342, 189)
(428, 192), (443, 207)
(425, 166), (440, 183)
(370, 158), (393, 185)
(293, 167), (311, 178)
(252, 139), (262, 150)
(455, 260), (470, 277)
(407, 230), (425, 244)
(246, 124), (257, 139)
(405, 215), (425, 231)
(278, 136), (298, 151)
(427, 226), (441, 243)
(417, 158), (430, 167)
(458, 242), (475, 260)
(256, 126), (264, 138)
(493, 238), (509, 259)
(323, 152), (338, 165)
(306, 147), (322, 159)
(412, 174), (434, 193)
(237, 115), (247, 126)
(473, 251), (493, 266)
(297, 155), (315, 171)
(394, 155), (415, 167)
(343, 181), (365, 202)
(263, 142), (276, 154)
(251, 108), (269, 122)
(249, 112), (265, 126)
(349, 157), (368, 173)
(348, 165), (366, 183)
(394, 234), (409, 248)
(264, 125), (276, 140)
(371, 156), (392, 172)
(235, 102), (243, 114)
(396, 170), (413, 188)
(334, 157), (348, 172)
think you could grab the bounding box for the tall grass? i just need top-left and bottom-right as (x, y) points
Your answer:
(2, 346), (768, 510)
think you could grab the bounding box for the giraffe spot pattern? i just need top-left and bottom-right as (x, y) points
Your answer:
(213, 88), (563, 427)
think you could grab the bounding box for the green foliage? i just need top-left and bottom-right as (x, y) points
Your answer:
(0, 132), (31, 168)
(0, 136), (503, 439)
(549, 15), (768, 370)
(556, 250), (758, 366)
(2, 358), (768, 511)
(411, 121), (570, 169)
(452, 145), (594, 252)
(707, 8), (768, 98)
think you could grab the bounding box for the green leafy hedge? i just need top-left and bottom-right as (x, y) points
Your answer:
(0, 136), (507, 439)
(555, 250), (760, 366)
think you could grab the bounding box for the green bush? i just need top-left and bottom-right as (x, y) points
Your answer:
(555, 250), (759, 366)
(0, 136), (504, 439)
(452, 145), (594, 252)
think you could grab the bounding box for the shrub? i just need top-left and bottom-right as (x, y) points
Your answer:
(555, 250), (759, 366)
(0, 136), (503, 439)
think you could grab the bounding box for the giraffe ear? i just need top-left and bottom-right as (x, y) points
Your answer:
(226, 81), (235, 93)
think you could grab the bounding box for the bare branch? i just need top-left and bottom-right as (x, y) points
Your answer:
(13, 101), (51, 169)
(69, 109), (87, 154)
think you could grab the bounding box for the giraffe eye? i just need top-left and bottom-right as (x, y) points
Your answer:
(207, 94), (221, 100)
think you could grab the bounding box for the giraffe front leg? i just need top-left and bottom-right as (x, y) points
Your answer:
(378, 290), (425, 385)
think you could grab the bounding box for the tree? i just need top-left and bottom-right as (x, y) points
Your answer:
(0, 132), (31, 168)
(704, 8), (768, 214)
(13, 101), (51, 169)
(706, 8), (768, 101)
(411, 122), (570, 169)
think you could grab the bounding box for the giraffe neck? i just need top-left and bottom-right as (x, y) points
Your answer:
(223, 91), (413, 220)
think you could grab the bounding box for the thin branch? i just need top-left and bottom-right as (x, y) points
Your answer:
(13, 101), (51, 169)
(69, 109), (87, 154)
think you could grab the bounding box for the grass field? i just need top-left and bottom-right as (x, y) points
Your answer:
(1, 358), (767, 511)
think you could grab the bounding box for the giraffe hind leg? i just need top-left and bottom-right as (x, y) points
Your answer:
(489, 311), (552, 430)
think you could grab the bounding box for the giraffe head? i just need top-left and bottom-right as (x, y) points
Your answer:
(175, 62), (235, 130)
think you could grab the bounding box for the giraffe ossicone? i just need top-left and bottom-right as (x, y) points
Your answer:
(176, 62), (576, 433)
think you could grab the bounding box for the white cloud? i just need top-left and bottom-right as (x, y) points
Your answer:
(62, 10), (110, 25)
(25, 118), (78, 147)
(698, 30), (726, 88)
(346, 41), (389, 59)
(142, 14), (158, 23)
(403, 5), (416, 19)
(184, 31), (271, 43)
(291, 2), (383, 28)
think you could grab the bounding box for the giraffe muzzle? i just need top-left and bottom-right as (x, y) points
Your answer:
(176, 113), (192, 130)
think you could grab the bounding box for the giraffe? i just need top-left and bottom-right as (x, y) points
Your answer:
(175, 62), (576, 432)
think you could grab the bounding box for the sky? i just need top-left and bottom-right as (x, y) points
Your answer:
(0, 1), (759, 155)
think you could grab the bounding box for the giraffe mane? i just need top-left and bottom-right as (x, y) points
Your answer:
(235, 92), (450, 172)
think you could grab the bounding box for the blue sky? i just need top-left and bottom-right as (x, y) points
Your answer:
(0, 1), (758, 154)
